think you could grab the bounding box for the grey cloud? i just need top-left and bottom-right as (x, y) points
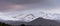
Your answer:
(0, 0), (42, 11)
(0, 0), (57, 12)
(0, 0), (42, 4)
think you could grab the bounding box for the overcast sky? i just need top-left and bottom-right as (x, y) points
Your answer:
(0, 0), (56, 12)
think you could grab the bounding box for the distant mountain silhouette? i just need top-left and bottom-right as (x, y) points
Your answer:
(0, 17), (60, 26)
(27, 17), (60, 26)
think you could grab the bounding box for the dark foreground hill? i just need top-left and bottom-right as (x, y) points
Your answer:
(0, 17), (60, 26)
